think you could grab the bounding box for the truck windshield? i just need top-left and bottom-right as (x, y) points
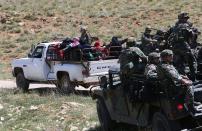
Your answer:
(32, 46), (44, 58)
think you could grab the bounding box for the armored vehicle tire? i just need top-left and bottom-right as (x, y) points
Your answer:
(16, 72), (29, 92)
(58, 74), (74, 94)
(97, 98), (115, 131)
(152, 112), (180, 131)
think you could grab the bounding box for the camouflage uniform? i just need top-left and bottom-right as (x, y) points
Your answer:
(171, 23), (197, 81)
(141, 27), (158, 55)
(119, 47), (147, 86)
(144, 52), (160, 79)
(153, 30), (166, 51)
(166, 13), (198, 81)
(126, 37), (136, 48)
(119, 47), (147, 74)
(165, 13), (192, 47)
(157, 50), (195, 112)
(175, 12), (193, 27)
(143, 52), (160, 101)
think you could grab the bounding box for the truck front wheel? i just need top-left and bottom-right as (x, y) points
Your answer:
(16, 72), (29, 92)
(97, 98), (115, 131)
(152, 112), (180, 131)
(58, 74), (74, 94)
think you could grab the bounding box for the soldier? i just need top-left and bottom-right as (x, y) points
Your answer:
(143, 52), (160, 101)
(165, 13), (198, 81)
(119, 47), (147, 86)
(172, 23), (197, 81)
(157, 49), (198, 114)
(175, 12), (200, 49)
(175, 12), (192, 27)
(166, 12), (192, 38)
(153, 29), (166, 51)
(126, 37), (136, 48)
(141, 26), (158, 55)
(144, 52), (160, 79)
(165, 12), (192, 46)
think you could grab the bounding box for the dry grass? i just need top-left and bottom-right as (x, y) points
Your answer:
(0, 89), (100, 130)
(0, 0), (202, 79)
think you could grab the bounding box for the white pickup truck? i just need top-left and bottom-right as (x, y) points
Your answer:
(11, 42), (119, 93)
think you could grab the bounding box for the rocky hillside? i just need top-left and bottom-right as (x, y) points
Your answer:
(0, 0), (202, 79)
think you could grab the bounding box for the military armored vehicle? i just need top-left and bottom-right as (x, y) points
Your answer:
(91, 67), (202, 131)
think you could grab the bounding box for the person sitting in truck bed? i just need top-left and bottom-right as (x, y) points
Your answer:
(79, 26), (92, 46)
(93, 40), (112, 60)
(93, 40), (105, 60)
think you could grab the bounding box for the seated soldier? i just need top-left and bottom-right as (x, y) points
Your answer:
(142, 52), (160, 101)
(144, 52), (160, 80)
(119, 47), (147, 86)
(157, 49), (199, 114)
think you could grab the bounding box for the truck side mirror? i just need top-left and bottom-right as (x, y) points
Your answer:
(28, 53), (32, 58)
(100, 76), (108, 89)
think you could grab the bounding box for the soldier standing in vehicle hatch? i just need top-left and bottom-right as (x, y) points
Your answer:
(166, 13), (198, 81)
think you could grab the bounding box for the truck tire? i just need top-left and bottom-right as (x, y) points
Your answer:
(97, 98), (115, 131)
(16, 72), (29, 92)
(152, 112), (180, 131)
(58, 74), (74, 94)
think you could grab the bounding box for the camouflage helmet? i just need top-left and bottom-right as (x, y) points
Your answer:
(145, 26), (152, 32)
(148, 52), (160, 62)
(127, 37), (136, 42)
(178, 12), (189, 20)
(160, 49), (173, 58)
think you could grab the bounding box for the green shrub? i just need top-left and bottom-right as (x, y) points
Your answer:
(24, 13), (38, 21)
(3, 49), (12, 53)
(9, 27), (21, 33)
(46, 11), (55, 17)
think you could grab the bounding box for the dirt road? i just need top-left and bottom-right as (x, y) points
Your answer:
(0, 80), (56, 89)
(0, 80), (90, 91)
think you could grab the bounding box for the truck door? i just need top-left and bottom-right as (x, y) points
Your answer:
(27, 45), (50, 81)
